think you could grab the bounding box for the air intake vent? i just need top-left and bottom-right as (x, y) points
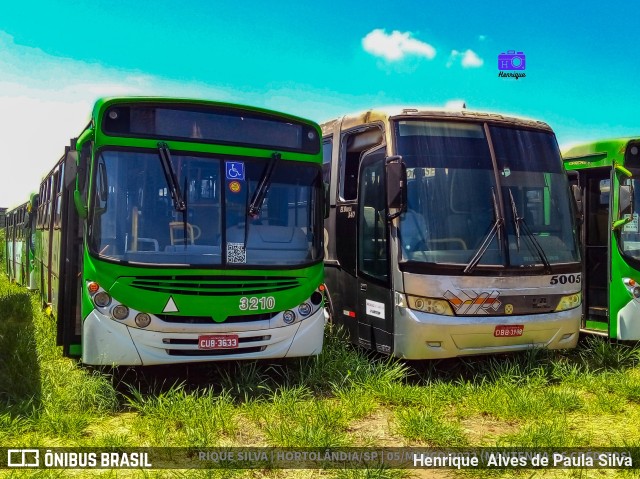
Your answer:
(127, 275), (301, 296)
(156, 312), (279, 323)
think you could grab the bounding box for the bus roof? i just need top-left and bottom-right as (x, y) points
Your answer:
(321, 106), (552, 136)
(562, 136), (640, 170)
(91, 96), (319, 128)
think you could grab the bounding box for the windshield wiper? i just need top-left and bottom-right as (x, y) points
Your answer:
(248, 152), (280, 218)
(158, 142), (188, 246)
(158, 142), (186, 212)
(508, 188), (552, 273)
(464, 188), (504, 274)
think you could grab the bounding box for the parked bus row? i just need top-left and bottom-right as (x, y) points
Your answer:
(4, 97), (636, 366)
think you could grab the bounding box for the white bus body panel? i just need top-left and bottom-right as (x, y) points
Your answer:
(82, 307), (324, 366)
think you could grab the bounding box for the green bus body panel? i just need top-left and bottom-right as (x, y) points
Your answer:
(564, 136), (640, 340)
(9, 97), (325, 362)
(80, 249), (323, 323)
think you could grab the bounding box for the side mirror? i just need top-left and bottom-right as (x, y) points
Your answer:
(571, 184), (583, 215)
(386, 155), (407, 220)
(64, 149), (78, 188)
(66, 142), (90, 218)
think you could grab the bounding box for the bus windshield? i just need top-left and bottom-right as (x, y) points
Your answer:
(618, 175), (640, 263)
(395, 120), (579, 271)
(89, 149), (322, 266)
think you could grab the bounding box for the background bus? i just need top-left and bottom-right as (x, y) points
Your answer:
(12, 97), (326, 365)
(4, 197), (37, 289)
(563, 137), (640, 340)
(322, 107), (582, 359)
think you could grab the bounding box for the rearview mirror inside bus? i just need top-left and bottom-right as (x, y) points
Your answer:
(385, 156), (407, 218)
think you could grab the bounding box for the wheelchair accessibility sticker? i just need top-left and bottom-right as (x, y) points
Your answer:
(226, 161), (245, 180)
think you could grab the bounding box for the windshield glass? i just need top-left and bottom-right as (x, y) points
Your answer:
(89, 150), (322, 266)
(395, 120), (579, 270)
(618, 176), (640, 262)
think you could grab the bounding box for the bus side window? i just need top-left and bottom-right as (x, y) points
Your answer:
(322, 139), (332, 184)
(340, 127), (384, 201)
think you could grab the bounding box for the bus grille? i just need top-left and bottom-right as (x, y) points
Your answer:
(166, 346), (266, 356)
(128, 275), (301, 296)
(156, 312), (279, 323)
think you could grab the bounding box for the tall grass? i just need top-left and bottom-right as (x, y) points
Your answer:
(1, 265), (640, 478)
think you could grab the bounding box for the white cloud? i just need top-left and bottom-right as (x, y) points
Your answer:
(362, 29), (436, 62)
(447, 49), (484, 68)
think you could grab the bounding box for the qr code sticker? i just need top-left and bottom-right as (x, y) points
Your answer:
(227, 242), (246, 263)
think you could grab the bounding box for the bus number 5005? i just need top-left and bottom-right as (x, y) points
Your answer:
(549, 274), (581, 285)
(239, 296), (276, 311)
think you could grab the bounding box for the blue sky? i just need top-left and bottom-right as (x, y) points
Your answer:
(1, 0), (638, 207)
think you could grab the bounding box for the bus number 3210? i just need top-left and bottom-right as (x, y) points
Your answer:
(239, 296), (276, 311)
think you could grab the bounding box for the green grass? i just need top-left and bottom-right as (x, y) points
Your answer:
(1, 269), (640, 478)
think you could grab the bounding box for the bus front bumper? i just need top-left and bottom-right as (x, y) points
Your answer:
(393, 306), (580, 359)
(82, 308), (325, 366)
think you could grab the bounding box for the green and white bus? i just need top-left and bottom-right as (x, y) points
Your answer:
(14, 97), (326, 365)
(4, 198), (35, 288)
(564, 137), (640, 340)
(322, 107), (582, 359)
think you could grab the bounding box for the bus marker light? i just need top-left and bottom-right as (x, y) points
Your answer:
(426, 341), (442, 348)
(112, 305), (129, 320)
(94, 292), (112, 308)
(198, 335), (239, 349)
(88, 282), (100, 295)
(135, 313), (151, 328)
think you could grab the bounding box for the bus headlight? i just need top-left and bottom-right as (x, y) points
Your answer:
(283, 310), (296, 324)
(298, 302), (312, 317)
(555, 293), (581, 312)
(135, 313), (151, 328)
(111, 305), (130, 320)
(407, 295), (454, 316)
(94, 292), (112, 308)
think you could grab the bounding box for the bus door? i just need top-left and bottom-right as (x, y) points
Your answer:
(571, 168), (611, 334)
(57, 149), (83, 357)
(356, 149), (394, 354)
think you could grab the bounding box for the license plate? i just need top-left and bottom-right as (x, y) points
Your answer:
(494, 325), (524, 337)
(198, 335), (239, 349)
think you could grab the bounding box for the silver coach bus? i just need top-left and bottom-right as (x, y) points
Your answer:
(321, 106), (582, 359)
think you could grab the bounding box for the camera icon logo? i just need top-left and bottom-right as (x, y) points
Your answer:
(498, 50), (526, 70)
